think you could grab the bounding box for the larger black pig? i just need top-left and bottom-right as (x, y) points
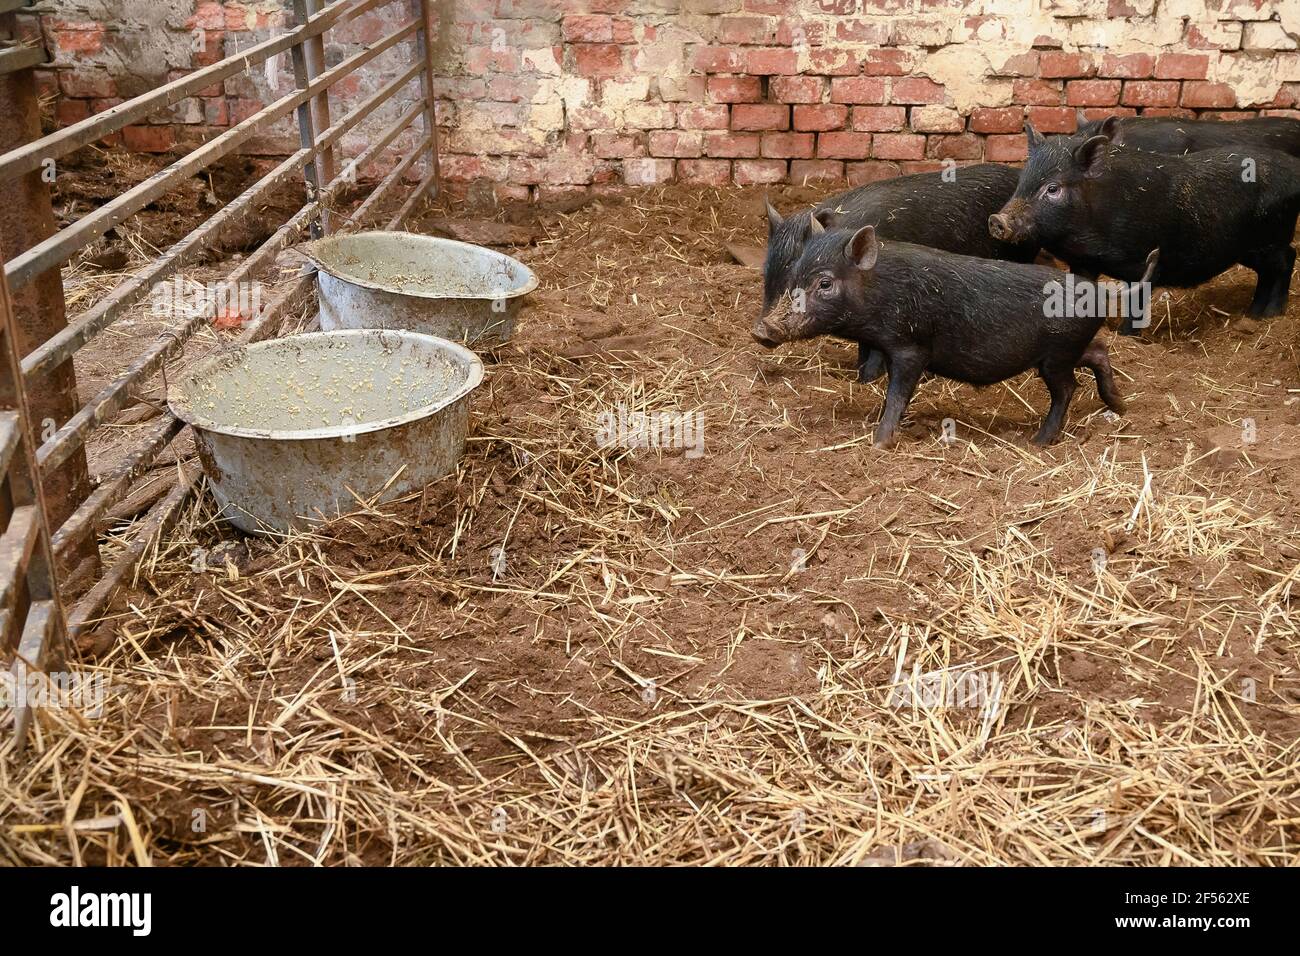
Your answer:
(1076, 113), (1300, 159)
(764, 164), (1038, 381)
(989, 124), (1300, 329)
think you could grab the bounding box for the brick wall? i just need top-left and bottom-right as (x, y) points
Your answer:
(29, 0), (420, 170)
(25, 1), (1300, 201)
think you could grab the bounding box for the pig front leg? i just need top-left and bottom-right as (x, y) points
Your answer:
(1031, 359), (1079, 446)
(873, 349), (926, 449)
(857, 342), (887, 383)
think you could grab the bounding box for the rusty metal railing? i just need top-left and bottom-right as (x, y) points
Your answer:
(0, 0), (442, 744)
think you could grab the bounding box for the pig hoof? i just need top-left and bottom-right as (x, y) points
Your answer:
(857, 350), (887, 383)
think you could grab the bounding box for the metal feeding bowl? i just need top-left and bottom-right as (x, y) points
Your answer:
(168, 329), (483, 535)
(298, 230), (538, 345)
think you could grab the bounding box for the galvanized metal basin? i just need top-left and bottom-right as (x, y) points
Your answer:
(299, 230), (537, 344)
(168, 329), (484, 535)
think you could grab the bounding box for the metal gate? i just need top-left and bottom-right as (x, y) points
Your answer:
(0, 0), (442, 747)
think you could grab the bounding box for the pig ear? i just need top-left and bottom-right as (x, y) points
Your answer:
(1099, 115), (1123, 145)
(846, 225), (879, 272)
(765, 195), (783, 233)
(808, 213), (825, 236)
(1024, 122), (1045, 151)
(1073, 134), (1110, 175)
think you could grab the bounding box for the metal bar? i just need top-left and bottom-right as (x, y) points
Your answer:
(0, 33), (95, 575)
(21, 61), (423, 383)
(5, 18), (420, 292)
(9, 598), (53, 746)
(290, 0), (326, 240)
(0, 0), (398, 183)
(413, 0), (441, 187)
(0, 43), (44, 76)
(297, 0), (336, 231)
(51, 414), (182, 560)
(67, 469), (195, 639)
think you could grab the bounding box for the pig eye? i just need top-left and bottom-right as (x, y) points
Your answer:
(816, 276), (834, 292)
(1043, 182), (1063, 200)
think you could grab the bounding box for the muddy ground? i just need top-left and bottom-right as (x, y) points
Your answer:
(4, 153), (1300, 866)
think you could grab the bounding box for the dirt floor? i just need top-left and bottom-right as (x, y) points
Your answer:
(4, 161), (1300, 865)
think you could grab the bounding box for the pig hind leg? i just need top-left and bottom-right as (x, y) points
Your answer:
(1031, 360), (1078, 446)
(1243, 245), (1296, 318)
(1078, 339), (1126, 414)
(857, 343), (887, 383)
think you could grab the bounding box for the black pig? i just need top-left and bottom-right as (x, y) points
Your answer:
(1076, 113), (1300, 159)
(751, 227), (1145, 448)
(990, 125), (1300, 329)
(765, 164), (1038, 382)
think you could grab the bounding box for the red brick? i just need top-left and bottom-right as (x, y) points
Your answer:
(1066, 79), (1122, 107)
(734, 159), (787, 185)
(732, 103), (789, 130)
(611, 17), (637, 44)
(591, 133), (645, 159)
(58, 70), (116, 99)
(1025, 106), (1075, 133)
(835, 19), (892, 44)
(775, 19), (827, 45)
(761, 132), (815, 159)
(995, 52), (1040, 77)
(707, 76), (762, 103)
(851, 105), (906, 131)
(969, 106), (1022, 133)
(909, 106), (963, 132)
(831, 76), (887, 104)
(622, 158), (675, 186)
(203, 96), (229, 125)
(1008, 78), (1060, 106)
(745, 48), (799, 75)
(192, 30), (224, 67)
(1099, 53), (1154, 79)
(1122, 80), (1181, 108)
(1182, 81), (1237, 108)
(691, 46), (744, 73)
(864, 49), (912, 76)
(794, 104), (849, 131)
(1040, 52), (1095, 79)
(660, 76), (707, 102)
(926, 133), (982, 160)
(808, 49), (862, 76)
(123, 125), (177, 153)
(1155, 53), (1210, 80)
(679, 105), (730, 129)
(677, 159), (732, 185)
(790, 159), (845, 183)
(771, 75), (825, 103)
(1077, 106), (1137, 122)
(704, 130), (761, 158)
(56, 98), (90, 126)
(649, 130), (703, 158)
(890, 77), (946, 105)
(573, 44), (625, 78)
(846, 161), (902, 186)
(717, 15), (776, 45)
(818, 131), (872, 159)
(562, 15), (612, 43)
(985, 134), (1028, 162)
(52, 21), (105, 55)
(872, 133), (925, 160)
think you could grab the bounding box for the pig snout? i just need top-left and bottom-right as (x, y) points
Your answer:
(988, 213), (1014, 241)
(989, 200), (1031, 243)
(751, 318), (780, 348)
